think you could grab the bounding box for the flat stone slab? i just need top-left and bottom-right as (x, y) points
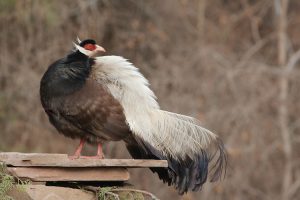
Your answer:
(0, 152), (168, 168)
(9, 185), (95, 200)
(7, 167), (130, 182)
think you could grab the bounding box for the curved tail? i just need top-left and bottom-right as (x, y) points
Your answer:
(95, 56), (227, 193)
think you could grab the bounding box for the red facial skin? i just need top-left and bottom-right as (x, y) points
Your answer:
(83, 44), (96, 51)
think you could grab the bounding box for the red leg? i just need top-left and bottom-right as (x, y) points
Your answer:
(79, 143), (105, 159)
(69, 140), (105, 159)
(68, 139), (85, 159)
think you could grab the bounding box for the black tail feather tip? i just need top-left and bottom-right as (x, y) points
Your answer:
(126, 137), (227, 195)
(156, 139), (227, 195)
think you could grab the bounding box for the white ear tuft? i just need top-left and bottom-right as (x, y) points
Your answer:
(76, 36), (81, 44)
(73, 42), (94, 57)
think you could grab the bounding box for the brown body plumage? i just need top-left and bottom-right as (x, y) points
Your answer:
(56, 78), (130, 143)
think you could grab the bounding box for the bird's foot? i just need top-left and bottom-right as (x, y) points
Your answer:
(68, 140), (105, 159)
(69, 139), (85, 159)
(68, 155), (81, 160)
(68, 153), (105, 159)
(77, 154), (105, 159)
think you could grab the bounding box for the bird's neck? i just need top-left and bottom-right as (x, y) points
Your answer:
(40, 51), (93, 100)
(66, 50), (89, 62)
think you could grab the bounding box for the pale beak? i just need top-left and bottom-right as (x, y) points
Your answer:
(95, 45), (106, 53)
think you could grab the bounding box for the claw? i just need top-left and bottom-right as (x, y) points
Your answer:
(68, 155), (80, 160)
(68, 139), (85, 159)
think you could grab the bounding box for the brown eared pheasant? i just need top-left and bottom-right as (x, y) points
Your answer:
(40, 38), (227, 194)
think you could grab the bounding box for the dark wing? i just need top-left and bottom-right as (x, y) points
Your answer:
(58, 78), (131, 143)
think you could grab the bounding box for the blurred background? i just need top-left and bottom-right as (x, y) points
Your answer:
(0, 0), (300, 199)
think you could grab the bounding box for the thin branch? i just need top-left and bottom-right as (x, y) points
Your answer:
(276, 1), (293, 200)
(105, 192), (120, 200)
(235, 34), (275, 69)
(289, 179), (300, 200)
(286, 48), (300, 73)
(197, 0), (206, 39)
(111, 188), (160, 200)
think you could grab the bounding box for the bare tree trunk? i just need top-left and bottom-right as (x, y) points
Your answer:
(276, 0), (292, 199)
(197, 0), (206, 39)
(196, 0), (206, 48)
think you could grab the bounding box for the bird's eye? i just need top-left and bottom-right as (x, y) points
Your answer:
(83, 44), (96, 51)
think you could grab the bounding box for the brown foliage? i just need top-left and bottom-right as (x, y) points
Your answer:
(0, 0), (300, 199)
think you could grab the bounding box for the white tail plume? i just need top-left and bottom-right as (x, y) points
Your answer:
(145, 109), (217, 159)
(93, 55), (227, 193)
